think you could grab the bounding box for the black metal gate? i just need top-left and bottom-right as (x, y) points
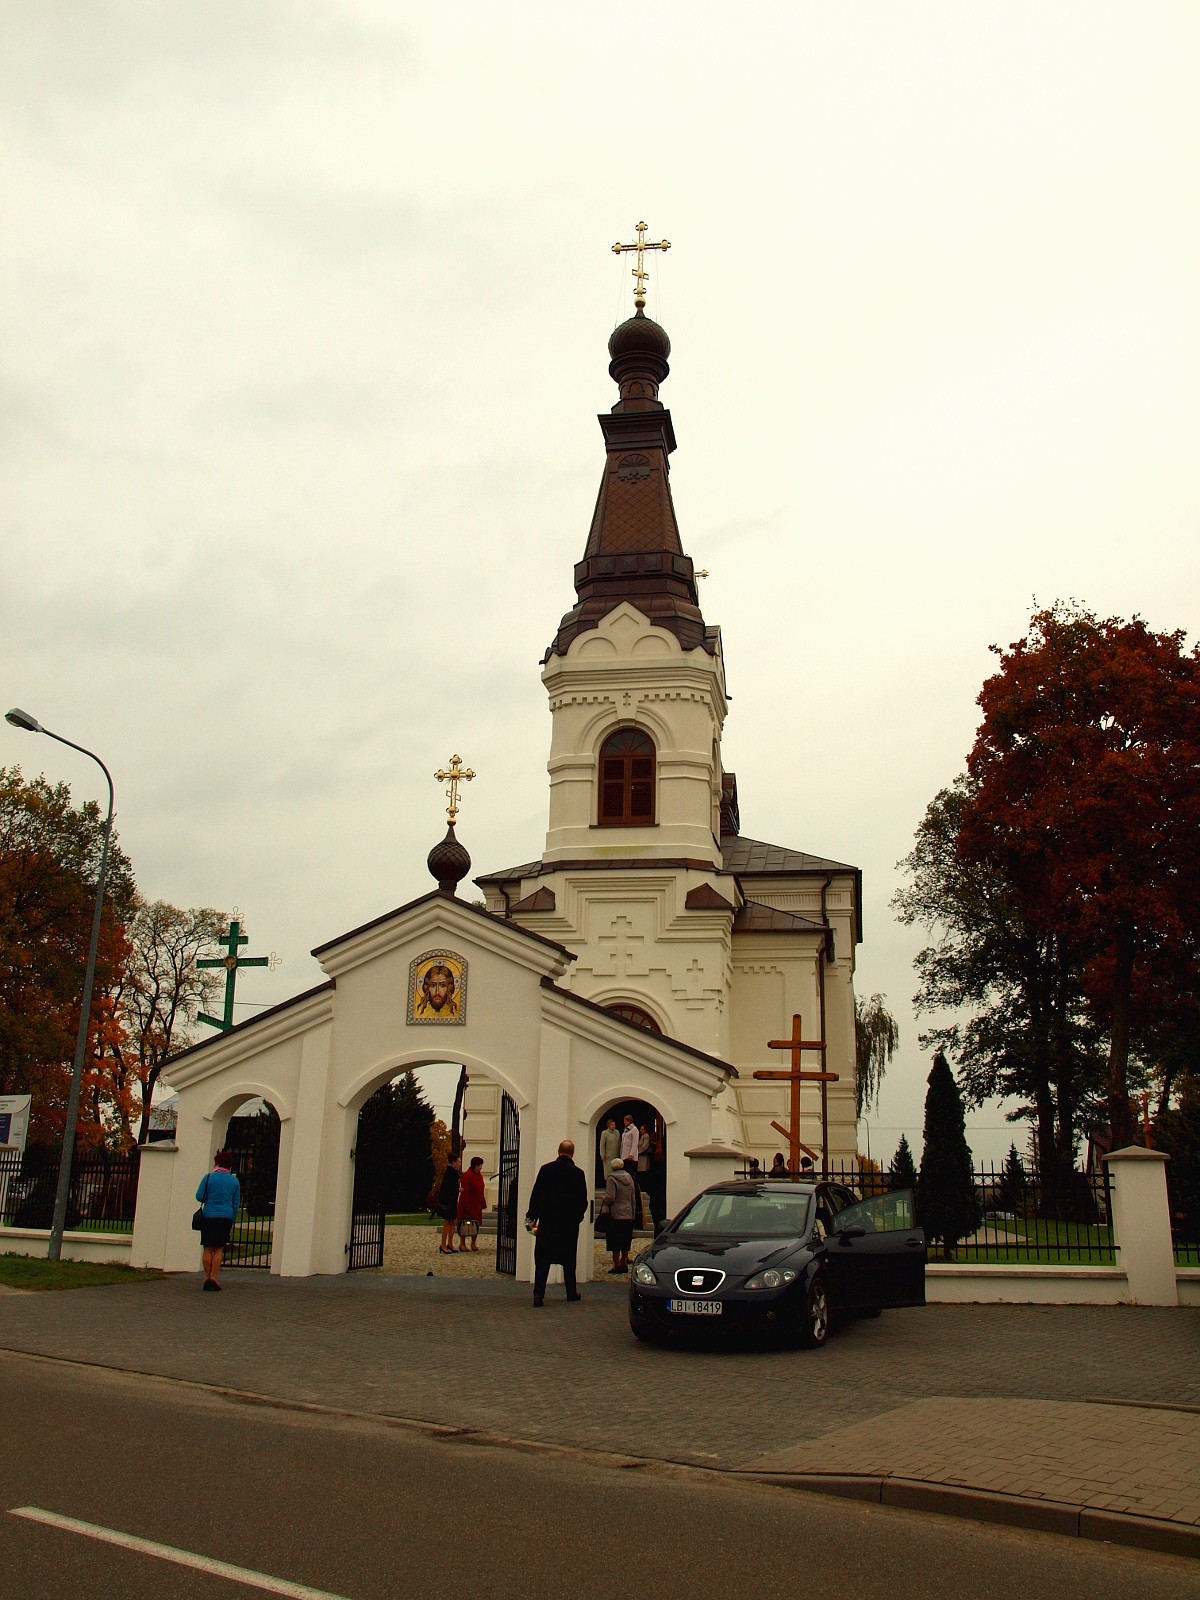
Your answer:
(223, 1105), (280, 1268)
(347, 1086), (388, 1270)
(495, 1091), (520, 1276)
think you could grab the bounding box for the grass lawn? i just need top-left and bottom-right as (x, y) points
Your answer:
(385, 1212), (439, 1226)
(0, 1253), (163, 1292)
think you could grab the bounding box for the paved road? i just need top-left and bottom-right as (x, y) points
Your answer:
(3, 1352), (1197, 1600)
(0, 1274), (1195, 1470)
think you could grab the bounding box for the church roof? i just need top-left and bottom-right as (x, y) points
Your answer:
(544, 309), (713, 661)
(166, 980), (336, 1067)
(719, 834), (858, 878)
(311, 888), (576, 961)
(476, 834), (863, 941)
(732, 901), (827, 933)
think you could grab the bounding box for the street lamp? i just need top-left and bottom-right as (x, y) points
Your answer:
(5, 708), (115, 1262)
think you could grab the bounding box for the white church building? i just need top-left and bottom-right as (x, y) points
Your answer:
(131, 295), (863, 1284)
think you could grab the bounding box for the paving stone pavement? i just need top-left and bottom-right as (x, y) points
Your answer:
(751, 1396), (1200, 1527)
(0, 1274), (1195, 1477)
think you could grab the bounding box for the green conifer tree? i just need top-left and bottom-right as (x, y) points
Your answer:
(916, 1051), (981, 1259)
(888, 1133), (917, 1192)
(998, 1142), (1025, 1217)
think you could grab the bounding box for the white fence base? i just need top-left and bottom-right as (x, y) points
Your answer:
(927, 1263), (1198, 1305)
(0, 1228), (133, 1265)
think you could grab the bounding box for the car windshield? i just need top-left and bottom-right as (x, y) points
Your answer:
(676, 1190), (812, 1238)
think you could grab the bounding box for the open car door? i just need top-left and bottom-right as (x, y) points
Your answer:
(827, 1189), (925, 1309)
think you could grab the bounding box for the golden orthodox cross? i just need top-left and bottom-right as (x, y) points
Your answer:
(434, 754), (474, 826)
(612, 221), (671, 308)
(753, 1013), (840, 1173)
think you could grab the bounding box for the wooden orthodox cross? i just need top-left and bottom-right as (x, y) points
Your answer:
(612, 221), (671, 308)
(434, 754), (475, 825)
(197, 913), (275, 1033)
(753, 1013), (840, 1173)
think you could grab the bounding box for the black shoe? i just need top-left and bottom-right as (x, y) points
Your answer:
(533, 1297), (544, 1307)
(615, 1266), (628, 1275)
(566, 1293), (582, 1302)
(202, 1280), (215, 1291)
(210, 1282), (222, 1291)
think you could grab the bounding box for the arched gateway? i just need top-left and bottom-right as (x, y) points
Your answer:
(131, 830), (736, 1282)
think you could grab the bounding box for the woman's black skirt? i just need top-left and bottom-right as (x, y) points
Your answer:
(606, 1220), (634, 1252)
(200, 1216), (233, 1249)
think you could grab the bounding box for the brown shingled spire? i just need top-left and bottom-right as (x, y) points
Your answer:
(544, 308), (712, 662)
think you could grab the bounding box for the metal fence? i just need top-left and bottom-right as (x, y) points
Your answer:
(734, 1159), (1115, 1264)
(0, 1145), (139, 1233)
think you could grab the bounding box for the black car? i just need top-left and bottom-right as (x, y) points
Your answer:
(628, 1179), (925, 1346)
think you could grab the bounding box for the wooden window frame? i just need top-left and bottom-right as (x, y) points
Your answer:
(597, 727), (656, 828)
(604, 1002), (662, 1035)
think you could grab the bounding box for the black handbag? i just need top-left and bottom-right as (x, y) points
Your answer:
(191, 1174), (210, 1232)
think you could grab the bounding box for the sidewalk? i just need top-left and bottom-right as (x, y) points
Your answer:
(0, 1273), (1195, 1556)
(746, 1395), (1200, 1558)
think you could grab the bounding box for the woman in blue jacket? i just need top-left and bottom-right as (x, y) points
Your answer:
(196, 1150), (241, 1292)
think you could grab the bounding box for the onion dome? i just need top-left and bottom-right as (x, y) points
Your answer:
(427, 824), (471, 895)
(608, 309), (671, 402)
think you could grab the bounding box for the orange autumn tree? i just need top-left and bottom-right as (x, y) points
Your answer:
(960, 604), (1200, 1149)
(0, 766), (136, 1147)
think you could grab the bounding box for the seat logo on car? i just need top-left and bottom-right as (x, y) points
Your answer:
(673, 1268), (726, 1295)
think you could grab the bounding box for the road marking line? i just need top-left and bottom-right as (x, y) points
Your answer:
(9, 1506), (354, 1599)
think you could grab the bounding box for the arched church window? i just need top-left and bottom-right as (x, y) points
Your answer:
(604, 1002), (662, 1035)
(598, 728), (656, 826)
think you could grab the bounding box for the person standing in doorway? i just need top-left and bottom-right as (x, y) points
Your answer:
(638, 1125), (651, 1188)
(438, 1153), (462, 1254)
(457, 1155), (486, 1251)
(620, 1114), (641, 1223)
(599, 1118), (620, 1184)
(525, 1139), (588, 1306)
(603, 1158), (637, 1274)
(197, 1149), (240, 1292)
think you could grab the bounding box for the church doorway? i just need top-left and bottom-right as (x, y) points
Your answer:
(594, 1098), (666, 1229)
(222, 1099), (281, 1269)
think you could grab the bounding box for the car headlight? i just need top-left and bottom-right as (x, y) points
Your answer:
(744, 1267), (798, 1291)
(632, 1261), (657, 1287)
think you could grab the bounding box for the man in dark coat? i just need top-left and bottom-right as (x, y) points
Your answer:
(525, 1138), (588, 1306)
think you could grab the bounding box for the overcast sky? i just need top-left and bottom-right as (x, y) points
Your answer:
(3, 3), (1198, 1156)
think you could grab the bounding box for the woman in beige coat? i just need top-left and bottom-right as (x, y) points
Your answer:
(601, 1158), (638, 1274)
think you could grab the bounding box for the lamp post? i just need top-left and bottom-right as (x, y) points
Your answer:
(5, 708), (115, 1262)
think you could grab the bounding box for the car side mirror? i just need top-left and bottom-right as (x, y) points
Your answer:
(838, 1224), (866, 1244)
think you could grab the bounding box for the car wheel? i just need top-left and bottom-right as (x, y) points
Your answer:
(800, 1276), (829, 1348)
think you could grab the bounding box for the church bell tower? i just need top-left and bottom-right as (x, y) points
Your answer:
(539, 301), (729, 872)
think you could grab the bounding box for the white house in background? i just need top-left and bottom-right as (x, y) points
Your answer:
(131, 296), (863, 1280)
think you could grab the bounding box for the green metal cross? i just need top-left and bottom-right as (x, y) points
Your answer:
(197, 915), (271, 1032)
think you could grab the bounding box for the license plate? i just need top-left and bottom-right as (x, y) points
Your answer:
(668, 1298), (723, 1315)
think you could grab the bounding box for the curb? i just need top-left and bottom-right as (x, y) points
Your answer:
(3, 1346), (1196, 1561)
(741, 1471), (1200, 1561)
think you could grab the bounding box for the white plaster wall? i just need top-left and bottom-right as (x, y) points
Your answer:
(143, 896), (730, 1281)
(508, 867), (735, 1060)
(729, 930), (857, 1167)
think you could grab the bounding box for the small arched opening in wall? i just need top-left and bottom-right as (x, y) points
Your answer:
(220, 1095), (283, 1269)
(603, 1001), (662, 1035)
(593, 1093), (667, 1232)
